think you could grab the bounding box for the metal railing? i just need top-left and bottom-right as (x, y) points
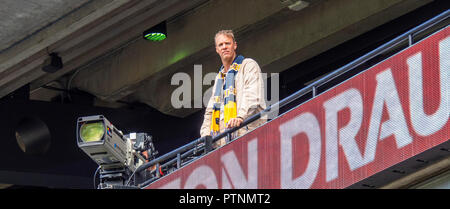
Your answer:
(132, 9), (450, 188)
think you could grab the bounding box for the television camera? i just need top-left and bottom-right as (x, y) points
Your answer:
(76, 115), (158, 189)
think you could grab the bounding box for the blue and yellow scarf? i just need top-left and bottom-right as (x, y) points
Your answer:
(211, 55), (245, 136)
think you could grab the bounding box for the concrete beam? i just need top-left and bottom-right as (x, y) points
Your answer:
(30, 0), (208, 91)
(0, 0), (205, 101)
(70, 0), (286, 103)
(380, 156), (450, 189)
(0, 0), (134, 97)
(0, 0), (126, 70)
(70, 0), (430, 117)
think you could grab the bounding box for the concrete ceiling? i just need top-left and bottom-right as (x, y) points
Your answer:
(0, 0), (90, 53)
(0, 0), (209, 104)
(0, 0), (434, 118)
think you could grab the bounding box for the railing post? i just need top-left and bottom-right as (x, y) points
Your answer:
(156, 163), (160, 178)
(408, 34), (413, 46)
(312, 86), (317, 97)
(204, 136), (213, 153)
(176, 153), (181, 168)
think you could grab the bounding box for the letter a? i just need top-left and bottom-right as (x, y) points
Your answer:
(367, 69), (413, 155)
(171, 72), (192, 108)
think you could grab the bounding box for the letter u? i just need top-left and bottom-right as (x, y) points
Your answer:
(407, 37), (449, 136)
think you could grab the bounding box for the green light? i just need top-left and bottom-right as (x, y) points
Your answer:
(80, 122), (105, 142)
(145, 32), (166, 41)
(170, 50), (190, 64)
(143, 22), (167, 42)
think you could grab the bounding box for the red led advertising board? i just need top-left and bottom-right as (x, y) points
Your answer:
(146, 26), (449, 189)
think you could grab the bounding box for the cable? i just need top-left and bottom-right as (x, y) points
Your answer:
(93, 166), (101, 189)
(125, 169), (137, 186)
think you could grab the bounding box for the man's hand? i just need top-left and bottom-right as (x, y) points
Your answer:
(226, 117), (244, 128)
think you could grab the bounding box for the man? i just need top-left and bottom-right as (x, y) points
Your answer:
(200, 30), (267, 147)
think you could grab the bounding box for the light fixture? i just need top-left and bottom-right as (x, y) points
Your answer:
(79, 121), (105, 142)
(42, 52), (63, 73)
(143, 21), (167, 42)
(280, 0), (309, 11)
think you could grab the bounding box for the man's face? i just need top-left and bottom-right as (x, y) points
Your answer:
(215, 34), (237, 62)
